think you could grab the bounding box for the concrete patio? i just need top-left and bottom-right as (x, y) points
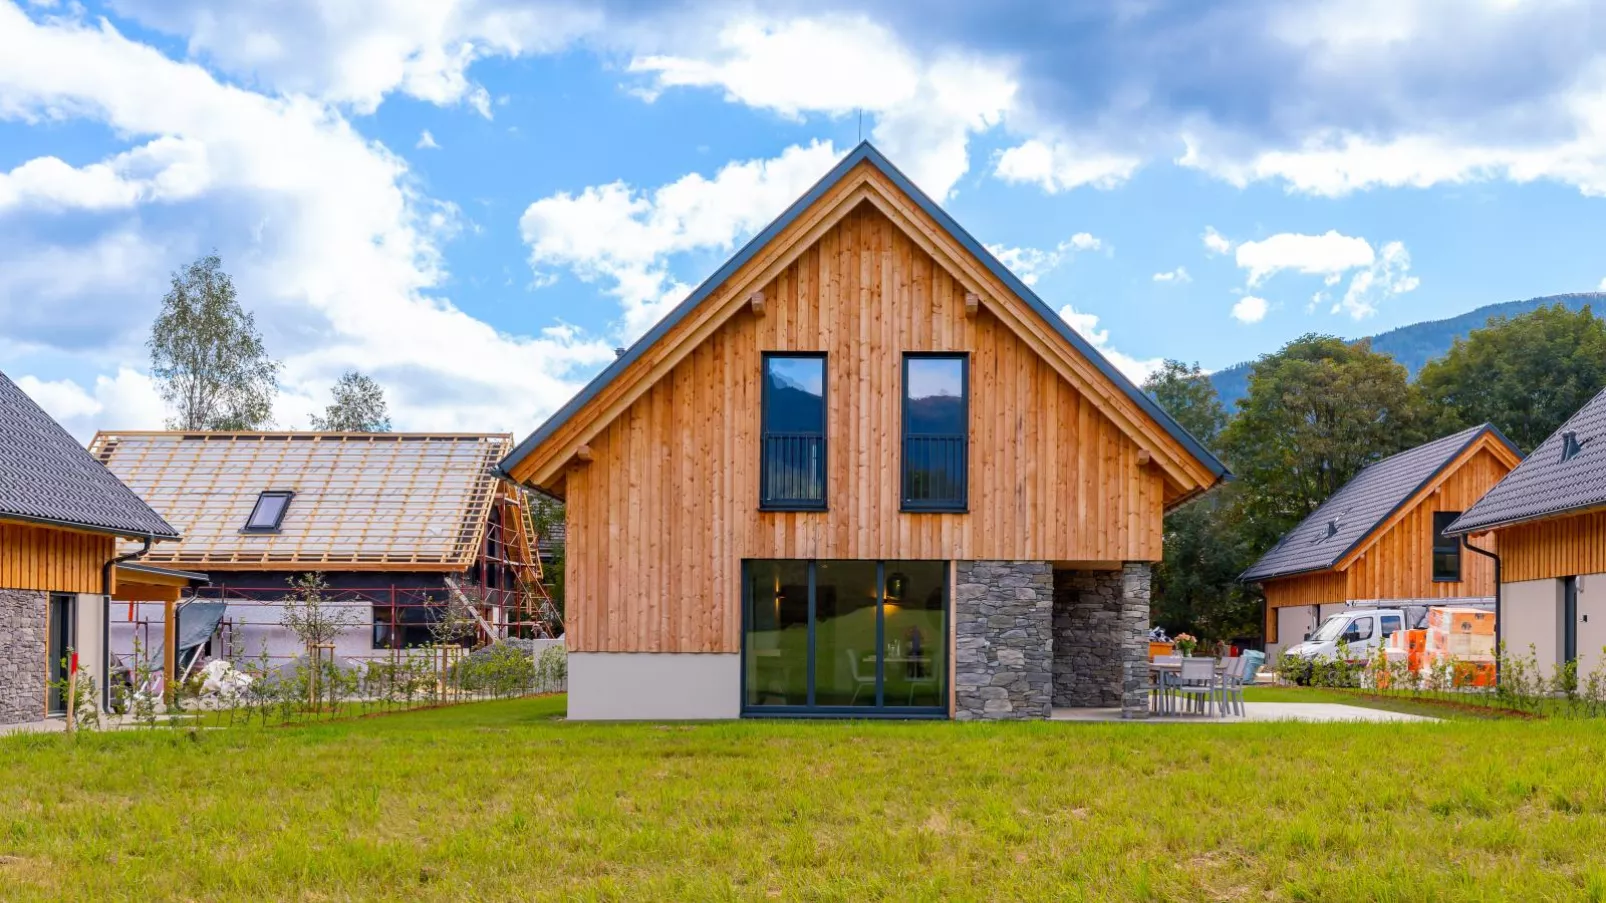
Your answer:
(1052, 703), (1437, 723)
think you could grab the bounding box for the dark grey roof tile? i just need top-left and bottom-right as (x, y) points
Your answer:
(0, 370), (178, 538)
(1446, 387), (1606, 534)
(1242, 424), (1514, 581)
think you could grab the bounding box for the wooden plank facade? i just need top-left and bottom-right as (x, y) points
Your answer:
(1495, 508), (1606, 583)
(1260, 438), (1518, 640)
(563, 202), (1174, 654)
(0, 519), (113, 595)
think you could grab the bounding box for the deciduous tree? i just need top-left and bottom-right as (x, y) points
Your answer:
(1417, 303), (1606, 452)
(148, 253), (280, 430)
(311, 370), (392, 432)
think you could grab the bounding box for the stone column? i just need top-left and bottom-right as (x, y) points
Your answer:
(1052, 569), (1125, 707)
(1120, 562), (1152, 719)
(953, 561), (1053, 720)
(0, 589), (48, 725)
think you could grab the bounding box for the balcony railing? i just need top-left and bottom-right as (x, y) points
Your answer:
(902, 434), (967, 510)
(761, 433), (826, 508)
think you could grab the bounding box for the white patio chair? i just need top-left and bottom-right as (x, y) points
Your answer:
(1174, 657), (1219, 716)
(843, 649), (877, 705)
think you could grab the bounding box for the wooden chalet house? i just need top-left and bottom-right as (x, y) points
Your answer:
(500, 143), (1230, 721)
(0, 370), (185, 724)
(1445, 387), (1606, 676)
(1242, 424), (1522, 660)
(90, 431), (555, 691)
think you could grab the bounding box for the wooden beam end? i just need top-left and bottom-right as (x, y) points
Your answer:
(1136, 449), (1153, 467)
(964, 292), (980, 318)
(573, 444), (594, 465)
(748, 291), (766, 316)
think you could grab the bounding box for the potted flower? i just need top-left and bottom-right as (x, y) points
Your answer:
(1174, 633), (1199, 657)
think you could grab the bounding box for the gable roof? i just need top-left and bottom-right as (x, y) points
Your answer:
(0, 370), (178, 539)
(1446, 386), (1606, 535)
(88, 431), (510, 570)
(499, 142), (1228, 496)
(1242, 424), (1520, 582)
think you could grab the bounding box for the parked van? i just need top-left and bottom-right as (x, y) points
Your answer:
(1281, 609), (1408, 663)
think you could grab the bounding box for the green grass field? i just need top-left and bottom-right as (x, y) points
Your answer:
(5, 694), (1606, 901)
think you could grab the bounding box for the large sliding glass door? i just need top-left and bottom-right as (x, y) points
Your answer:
(742, 559), (947, 717)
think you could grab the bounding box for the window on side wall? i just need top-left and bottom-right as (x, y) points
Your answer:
(760, 353), (827, 510)
(1433, 511), (1462, 582)
(902, 354), (968, 511)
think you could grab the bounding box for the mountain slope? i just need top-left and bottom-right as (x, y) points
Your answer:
(1209, 292), (1606, 408)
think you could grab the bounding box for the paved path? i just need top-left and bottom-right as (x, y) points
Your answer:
(1053, 702), (1436, 723)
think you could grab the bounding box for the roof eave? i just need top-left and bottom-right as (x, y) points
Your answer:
(1, 510), (179, 542)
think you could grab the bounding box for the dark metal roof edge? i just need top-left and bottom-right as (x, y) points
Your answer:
(1240, 424), (1501, 583)
(1446, 499), (1606, 536)
(115, 561), (210, 582)
(499, 141), (1230, 485)
(0, 509), (179, 542)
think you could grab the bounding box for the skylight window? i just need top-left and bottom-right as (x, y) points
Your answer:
(243, 491), (293, 533)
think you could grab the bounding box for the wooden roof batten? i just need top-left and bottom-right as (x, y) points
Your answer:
(89, 430), (515, 571)
(501, 143), (1230, 505)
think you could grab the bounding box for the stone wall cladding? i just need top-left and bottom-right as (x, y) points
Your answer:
(1120, 563), (1153, 720)
(0, 588), (46, 725)
(953, 560), (1053, 720)
(1052, 569), (1125, 708)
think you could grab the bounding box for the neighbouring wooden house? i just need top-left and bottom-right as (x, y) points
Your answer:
(1243, 424), (1522, 660)
(0, 370), (182, 724)
(90, 431), (556, 693)
(499, 142), (1230, 721)
(1445, 387), (1606, 676)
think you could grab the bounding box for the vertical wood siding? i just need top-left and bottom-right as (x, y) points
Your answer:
(1497, 509), (1606, 583)
(0, 520), (112, 594)
(1341, 445), (1508, 600)
(565, 204), (1167, 653)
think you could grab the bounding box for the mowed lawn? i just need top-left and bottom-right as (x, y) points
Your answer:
(5, 697), (1606, 901)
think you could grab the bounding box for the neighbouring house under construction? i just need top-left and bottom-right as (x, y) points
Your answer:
(89, 431), (559, 695)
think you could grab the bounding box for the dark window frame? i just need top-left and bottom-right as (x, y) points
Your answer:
(1432, 511), (1462, 582)
(901, 353), (969, 512)
(739, 558), (949, 719)
(759, 352), (829, 511)
(242, 490), (295, 534)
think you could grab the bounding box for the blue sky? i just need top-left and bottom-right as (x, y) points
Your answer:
(1, 1), (1603, 437)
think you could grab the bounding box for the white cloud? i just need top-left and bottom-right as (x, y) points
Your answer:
(1055, 304), (1163, 383)
(1333, 240), (1419, 318)
(1598, 276), (1606, 290)
(416, 129), (439, 149)
(1152, 267), (1191, 284)
(986, 233), (1106, 287)
(993, 139), (1141, 193)
(0, 2), (613, 433)
(629, 16), (1016, 200)
(1232, 295), (1269, 324)
(519, 141), (842, 339)
(16, 368), (167, 439)
(1201, 226), (1233, 256)
(107, 0), (602, 115)
(1234, 230), (1376, 286)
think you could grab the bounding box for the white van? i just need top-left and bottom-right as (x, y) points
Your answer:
(1281, 609), (1407, 663)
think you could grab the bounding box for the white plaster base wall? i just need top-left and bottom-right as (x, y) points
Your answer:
(1575, 574), (1606, 677)
(1504, 578), (1561, 671)
(567, 653), (739, 720)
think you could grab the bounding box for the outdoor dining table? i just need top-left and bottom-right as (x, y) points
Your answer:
(1148, 657), (1228, 675)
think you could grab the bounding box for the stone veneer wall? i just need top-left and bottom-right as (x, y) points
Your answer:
(953, 561), (1053, 720)
(0, 588), (46, 725)
(1052, 569), (1125, 708)
(1051, 563), (1152, 719)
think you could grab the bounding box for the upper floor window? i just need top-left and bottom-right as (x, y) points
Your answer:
(243, 490), (294, 533)
(902, 354), (968, 511)
(1432, 511), (1462, 581)
(761, 354), (827, 509)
